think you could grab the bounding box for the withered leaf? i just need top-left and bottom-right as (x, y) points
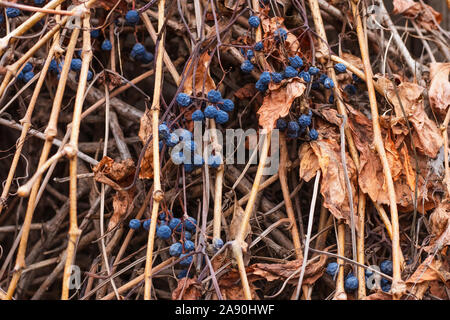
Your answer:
(362, 291), (393, 300)
(384, 133), (403, 182)
(138, 110), (154, 179)
(257, 79), (305, 130)
(393, 0), (442, 30)
(405, 256), (449, 285)
(428, 62), (450, 117)
(400, 143), (416, 192)
(341, 52), (363, 70)
(172, 277), (202, 300)
(427, 201), (450, 251)
(299, 143), (320, 182)
(182, 51), (216, 96)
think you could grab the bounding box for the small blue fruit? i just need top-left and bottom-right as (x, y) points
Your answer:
(184, 240), (195, 252)
(179, 253), (193, 266)
(308, 66), (320, 75)
(193, 154), (204, 166)
(87, 70), (93, 81)
(213, 238), (224, 250)
(255, 79), (268, 92)
(176, 92), (191, 107)
(241, 60), (254, 73)
(219, 99), (234, 112)
(323, 77), (334, 89)
(184, 163), (194, 173)
(23, 71), (34, 83)
(49, 59), (58, 73)
(34, 0), (45, 5)
(184, 217), (197, 231)
(177, 129), (192, 142)
(101, 39), (112, 51)
(169, 218), (182, 231)
(90, 29), (100, 38)
(125, 10), (140, 25)
(319, 74), (328, 84)
(344, 274), (359, 291)
(254, 42), (263, 51)
(309, 128), (319, 140)
(192, 109), (205, 122)
(23, 62), (33, 73)
(259, 71), (271, 85)
(288, 121), (300, 132)
(140, 51), (154, 64)
(158, 123), (170, 139)
(365, 268), (374, 278)
(204, 105), (218, 119)
(171, 151), (185, 165)
(326, 262), (339, 276)
(248, 16), (260, 28)
(352, 73), (362, 83)
(215, 110), (229, 124)
(70, 58), (82, 71)
(329, 94), (334, 104)
(158, 212), (166, 220)
(345, 84), (357, 95)
(166, 133), (179, 147)
(271, 72), (283, 84)
(246, 49), (254, 59)
(298, 114), (311, 127)
(143, 219), (151, 230)
(131, 43), (145, 58)
(184, 231), (192, 240)
(207, 89), (222, 103)
(276, 119), (287, 131)
(289, 55), (303, 68)
(169, 242), (183, 257)
(129, 219), (141, 230)
(274, 28), (287, 42)
(207, 154), (222, 168)
(157, 225), (172, 239)
(284, 66), (298, 78)
(177, 269), (188, 279)
(299, 71), (311, 83)
(380, 260), (393, 276)
(334, 63), (347, 73)
(6, 8), (21, 18)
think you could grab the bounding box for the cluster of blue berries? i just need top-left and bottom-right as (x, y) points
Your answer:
(129, 43), (154, 64)
(276, 110), (318, 140)
(6, 8), (21, 18)
(125, 10), (140, 25)
(17, 62), (34, 83)
(48, 57), (94, 81)
(325, 262), (360, 292)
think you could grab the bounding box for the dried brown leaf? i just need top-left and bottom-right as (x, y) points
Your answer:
(138, 110), (154, 179)
(172, 277), (202, 300)
(427, 201), (450, 251)
(299, 143), (320, 182)
(362, 291), (393, 300)
(405, 256), (449, 285)
(341, 52), (363, 70)
(429, 62), (450, 117)
(182, 51), (216, 96)
(393, 0), (442, 30)
(400, 143), (416, 192)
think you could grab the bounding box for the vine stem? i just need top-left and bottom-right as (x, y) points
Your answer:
(232, 131), (271, 300)
(334, 220), (347, 300)
(143, 0), (166, 300)
(350, 0), (404, 299)
(210, 119), (224, 242)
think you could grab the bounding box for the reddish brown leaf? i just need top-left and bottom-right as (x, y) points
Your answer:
(429, 62), (450, 117)
(138, 110), (154, 179)
(393, 0), (442, 30)
(362, 291), (393, 300)
(172, 277), (202, 300)
(182, 51), (216, 96)
(299, 143), (320, 182)
(405, 256), (449, 285)
(427, 201), (450, 251)
(234, 83), (257, 100)
(384, 133), (403, 182)
(400, 143), (416, 192)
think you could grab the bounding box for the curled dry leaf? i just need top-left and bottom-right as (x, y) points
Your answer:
(260, 15), (301, 60)
(362, 291), (392, 300)
(138, 110), (153, 179)
(428, 62), (450, 117)
(218, 268), (260, 300)
(341, 52), (364, 70)
(427, 201), (450, 251)
(405, 255), (450, 290)
(257, 79), (305, 130)
(393, 0), (442, 30)
(172, 277), (202, 300)
(182, 51), (216, 96)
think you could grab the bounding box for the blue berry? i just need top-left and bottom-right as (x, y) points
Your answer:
(34, 0), (45, 5)
(176, 93), (191, 107)
(298, 114), (311, 128)
(101, 39), (112, 51)
(246, 49), (254, 59)
(255, 79), (268, 92)
(207, 90), (222, 103)
(177, 269), (188, 279)
(184, 240), (195, 252)
(254, 42), (263, 51)
(248, 15), (260, 28)
(171, 151), (185, 165)
(259, 71), (271, 85)
(169, 218), (182, 231)
(140, 51), (154, 64)
(179, 253), (193, 266)
(241, 60), (254, 73)
(219, 99), (234, 112)
(129, 219), (141, 230)
(319, 74), (328, 84)
(125, 10), (139, 25)
(177, 129), (192, 142)
(158, 123), (170, 139)
(184, 231), (192, 240)
(287, 131), (298, 139)
(288, 121), (300, 132)
(0, 15), (3, 24)
(381, 283), (391, 292)
(204, 105), (218, 119)
(380, 278), (390, 287)
(352, 73), (362, 83)
(70, 58), (82, 71)
(284, 66), (298, 78)
(49, 59), (58, 73)
(143, 219), (151, 230)
(6, 8), (20, 18)
(274, 28), (287, 42)
(90, 29), (100, 38)
(213, 238), (224, 250)
(276, 119), (287, 131)
(289, 55), (303, 68)
(17, 71), (24, 81)
(345, 84), (357, 95)
(299, 71), (311, 83)
(184, 217), (197, 231)
(365, 268), (374, 278)
(158, 212), (166, 220)
(380, 260), (393, 275)
(309, 128), (319, 140)
(308, 66), (320, 75)
(169, 242), (183, 257)
(326, 262), (339, 276)
(166, 133), (179, 147)
(324, 77), (334, 89)
(184, 163), (194, 173)
(131, 43), (145, 58)
(334, 63), (347, 73)
(23, 62), (32, 73)
(193, 154), (204, 166)
(192, 109), (205, 122)
(23, 71), (34, 83)
(328, 94), (334, 104)
(344, 274), (359, 291)
(215, 110), (229, 124)
(207, 154), (222, 168)
(271, 72), (283, 84)
(311, 82), (320, 90)
(87, 70), (93, 81)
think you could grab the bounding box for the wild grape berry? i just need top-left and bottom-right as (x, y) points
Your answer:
(169, 218), (182, 231)
(311, 82), (320, 90)
(365, 268), (374, 278)
(287, 131), (298, 139)
(382, 283), (391, 292)
(352, 73), (362, 83)
(215, 110), (229, 124)
(184, 163), (194, 173)
(323, 77), (334, 89)
(177, 269), (188, 279)
(289, 55), (303, 69)
(143, 219), (151, 230)
(156, 225), (171, 240)
(70, 59), (82, 71)
(129, 219), (141, 230)
(192, 109), (205, 122)
(248, 15), (260, 28)
(259, 71), (271, 85)
(308, 66), (320, 75)
(0, 15), (3, 24)
(204, 105), (218, 119)
(179, 253), (193, 266)
(213, 238), (224, 250)
(288, 121), (300, 132)
(344, 274), (358, 291)
(141, 51), (154, 64)
(241, 60), (254, 73)
(101, 39), (112, 51)
(207, 154), (222, 168)
(184, 217), (197, 231)
(166, 133), (179, 147)
(298, 114), (311, 128)
(131, 43), (145, 58)
(284, 66), (298, 78)
(246, 49), (254, 59)
(34, 0), (45, 5)
(6, 8), (20, 18)
(184, 231), (192, 240)
(219, 99), (234, 112)
(255, 79), (268, 92)
(23, 62), (33, 73)
(271, 72), (283, 84)
(309, 128), (319, 140)
(23, 71), (34, 83)
(90, 29), (100, 38)
(158, 212), (166, 220)
(274, 28), (287, 41)
(328, 94), (334, 104)
(171, 151), (185, 165)
(176, 92), (191, 107)
(276, 119), (287, 131)
(177, 129), (192, 142)
(158, 123), (170, 139)
(87, 70), (93, 81)
(254, 42), (263, 51)
(169, 242), (183, 257)
(184, 240), (195, 252)
(319, 74), (328, 84)
(380, 260), (393, 275)
(299, 71), (311, 83)
(345, 84), (357, 95)
(326, 262), (339, 276)
(49, 59), (58, 73)
(193, 154), (204, 166)
(207, 90), (222, 103)
(125, 10), (140, 25)
(334, 63), (347, 73)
